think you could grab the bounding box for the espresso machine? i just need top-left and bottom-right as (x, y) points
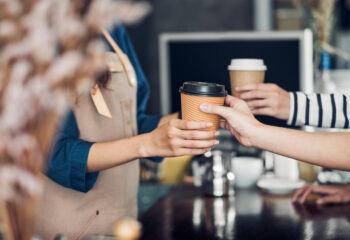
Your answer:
(192, 129), (262, 197)
(201, 150), (235, 197)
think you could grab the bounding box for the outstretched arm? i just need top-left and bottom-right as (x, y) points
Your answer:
(49, 111), (218, 193)
(87, 119), (219, 172)
(252, 125), (350, 170)
(200, 95), (350, 171)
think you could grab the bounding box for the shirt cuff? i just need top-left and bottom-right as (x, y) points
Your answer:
(70, 141), (99, 193)
(148, 156), (163, 163)
(138, 115), (162, 134)
(287, 92), (295, 126)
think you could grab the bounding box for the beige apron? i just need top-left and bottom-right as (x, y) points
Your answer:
(35, 50), (139, 240)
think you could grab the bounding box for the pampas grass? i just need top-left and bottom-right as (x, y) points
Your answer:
(293, 0), (336, 45)
(0, 0), (150, 239)
(292, 0), (350, 64)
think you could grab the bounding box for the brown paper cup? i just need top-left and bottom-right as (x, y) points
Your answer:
(229, 70), (265, 97)
(181, 93), (225, 131)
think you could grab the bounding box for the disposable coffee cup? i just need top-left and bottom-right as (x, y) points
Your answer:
(179, 82), (227, 131)
(228, 59), (267, 97)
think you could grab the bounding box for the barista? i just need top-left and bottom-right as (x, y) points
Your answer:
(35, 25), (219, 239)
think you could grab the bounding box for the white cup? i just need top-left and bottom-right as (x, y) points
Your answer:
(271, 153), (299, 180)
(228, 59), (267, 97)
(233, 157), (263, 188)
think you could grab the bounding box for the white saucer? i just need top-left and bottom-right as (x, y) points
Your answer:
(257, 177), (305, 195)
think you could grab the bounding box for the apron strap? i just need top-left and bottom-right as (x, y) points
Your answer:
(90, 28), (138, 119)
(90, 84), (113, 118)
(101, 28), (137, 87)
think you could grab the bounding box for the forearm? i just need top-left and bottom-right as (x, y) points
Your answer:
(87, 117), (217, 172)
(252, 125), (350, 170)
(87, 133), (150, 172)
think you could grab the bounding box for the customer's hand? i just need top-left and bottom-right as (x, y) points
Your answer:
(292, 184), (350, 205)
(146, 119), (219, 157)
(235, 83), (290, 120)
(200, 95), (263, 147)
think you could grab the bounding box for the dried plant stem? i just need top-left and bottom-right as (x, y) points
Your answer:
(0, 0), (150, 239)
(2, 196), (37, 240)
(292, 0), (336, 45)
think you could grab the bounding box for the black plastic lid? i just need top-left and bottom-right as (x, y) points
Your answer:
(179, 81), (227, 97)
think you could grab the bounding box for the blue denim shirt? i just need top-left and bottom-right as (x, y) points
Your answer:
(47, 26), (162, 193)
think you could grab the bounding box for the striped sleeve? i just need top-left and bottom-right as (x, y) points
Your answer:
(287, 92), (350, 129)
(287, 92), (307, 126)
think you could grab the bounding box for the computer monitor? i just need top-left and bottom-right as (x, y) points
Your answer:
(159, 30), (313, 128)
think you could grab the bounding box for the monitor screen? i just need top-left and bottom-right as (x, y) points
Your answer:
(162, 33), (312, 128)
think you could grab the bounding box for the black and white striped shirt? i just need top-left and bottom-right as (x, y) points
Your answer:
(287, 92), (350, 128)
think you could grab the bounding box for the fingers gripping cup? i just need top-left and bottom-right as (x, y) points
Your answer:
(228, 59), (267, 97)
(179, 82), (227, 131)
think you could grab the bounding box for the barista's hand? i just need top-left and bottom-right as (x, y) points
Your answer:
(158, 112), (179, 126)
(145, 119), (219, 157)
(200, 95), (264, 147)
(236, 83), (290, 120)
(292, 184), (350, 205)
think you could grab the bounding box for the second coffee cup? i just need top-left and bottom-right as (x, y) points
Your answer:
(228, 59), (267, 97)
(179, 82), (227, 131)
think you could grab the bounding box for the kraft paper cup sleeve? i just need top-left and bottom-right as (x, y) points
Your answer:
(180, 93), (225, 131)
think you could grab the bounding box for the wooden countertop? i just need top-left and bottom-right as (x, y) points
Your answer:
(140, 185), (350, 240)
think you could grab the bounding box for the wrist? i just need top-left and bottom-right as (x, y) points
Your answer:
(249, 123), (268, 148)
(281, 95), (291, 120)
(286, 92), (294, 125)
(138, 133), (154, 158)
